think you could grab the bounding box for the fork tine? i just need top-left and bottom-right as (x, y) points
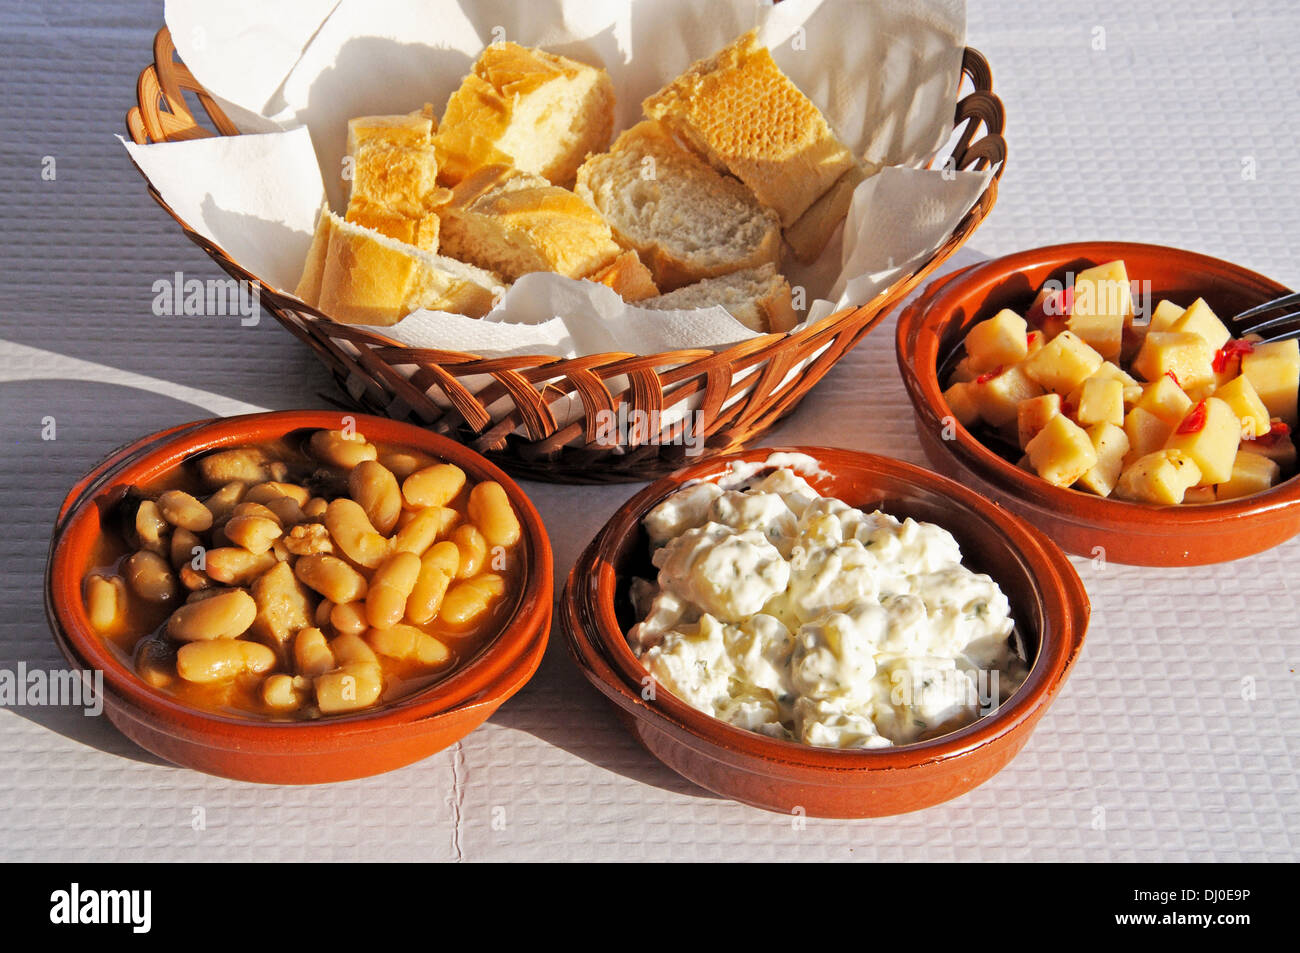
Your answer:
(1237, 310), (1300, 340)
(1230, 292), (1300, 329)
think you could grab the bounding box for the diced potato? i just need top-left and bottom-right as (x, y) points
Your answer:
(1148, 299), (1186, 333)
(1027, 284), (1071, 340)
(964, 309), (1029, 372)
(1124, 406), (1175, 460)
(1131, 331), (1215, 394)
(1075, 377), (1125, 427)
(974, 364), (1044, 428)
(1169, 298), (1231, 352)
(1241, 339), (1299, 428)
(1022, 330), (1105, 396)
(1018, 393), (1062, 450)
(1135, 374), (1193, 426)
(1067, 260), (1131, 361)
(1163, 398), (1241, 484)
(1216, 451), (1281, 501)
(1214, 374), (1271, 438)
(1076, 423), (1130, 497)
(1115, 450), (1202, 504)
(1183, 486), (1218, 504)
(1025, 414), (1098, 487)
(942, 382), (981, 429)
(1025, 329), (1046, 356)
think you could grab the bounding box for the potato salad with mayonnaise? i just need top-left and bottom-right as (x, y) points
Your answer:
(627, 458), (1029, 748)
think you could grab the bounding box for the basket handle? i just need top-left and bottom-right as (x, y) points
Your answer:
(127, 28), (238, 144)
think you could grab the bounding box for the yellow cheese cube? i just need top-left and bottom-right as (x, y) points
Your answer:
(1075, 377), (1125, 427)
(1087, 361), (1143, 408)
(1169, 298), (1231, 352)
(1067, 261), (1131, 361)
(1241, 423), (1298, 471)
(1216, 451), (1281, 501)
(1148, 299), (1186, 333)
(942, 382), (981, 429)
(1018, 393), (1062, 450)
(1022, 330), (1105, 396)
(973, 364), (1044, 428)
(1131, 331), (1215, 394)
(1115, 450), (1202, 504)
(1163, 397), (1241, 484)
(1076, 423), (1130, 497)
(1213, 374), (1271, 438)
(964, 309), (1029, 373)
(1135, 374), (1193, 426)
(1241, 339), (1299, 428)
(1124, 406), (1175, 460)
(1025, 414), (1098, 487)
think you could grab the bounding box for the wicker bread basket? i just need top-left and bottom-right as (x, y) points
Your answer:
(126, 26), (1006, 483)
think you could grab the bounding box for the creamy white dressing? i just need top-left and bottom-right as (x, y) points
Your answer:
(628, 462), (1029, 748)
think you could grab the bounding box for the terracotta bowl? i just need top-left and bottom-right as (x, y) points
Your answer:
(561, 447), (1089, 818)
(45, 411), (553, 784)
(896, 241), (1300, 565)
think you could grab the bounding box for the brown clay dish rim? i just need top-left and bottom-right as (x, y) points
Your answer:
(562, 446), (1089, 778)
(895, 240), (1300, 531)
(45, 411), (554, 745)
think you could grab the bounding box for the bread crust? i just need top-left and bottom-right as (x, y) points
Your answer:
(643, 30), (856, 229)
(587, 250), (660, 302)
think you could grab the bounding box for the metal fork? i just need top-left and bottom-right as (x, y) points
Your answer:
(1227, 292), (1300, 342)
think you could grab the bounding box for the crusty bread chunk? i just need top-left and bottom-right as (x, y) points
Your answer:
(641, 263), (798, 333)
(294, 205), (334, 306)
(345, 105), (450, 251)
(784, 161), (873, 264)
(434, 42), (615, 188)
(576, 121), (782, 291)
(438, 165), (623, 282)
(643, 30), (856, 230)
(586, 250), (660, 302)
(304, 210), (503, 325)
(346, 104), (436, 155)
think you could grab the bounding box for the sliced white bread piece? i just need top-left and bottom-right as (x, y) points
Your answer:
(434, 42), (615, 188)
(344, 105), (449, 251)
(295, 206), (334, 306)
(314, 211), (504, 325)
(438, 164), (622, 282)
(575, 120), (782, 291)
(346, 104), (436, 155)
(641, 263), (798, 333)
(642, 30), (856, 228)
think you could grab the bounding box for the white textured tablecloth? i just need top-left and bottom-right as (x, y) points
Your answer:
(0, 0), (1295, 861)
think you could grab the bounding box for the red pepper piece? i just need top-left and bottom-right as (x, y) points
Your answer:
(1164, 370), (1181, 389)
(1252, 420), (1291, 447)
(975, 366), (1003, 385)
(1212, 339), (1256, 374)
(1176, 400), (1208, 435)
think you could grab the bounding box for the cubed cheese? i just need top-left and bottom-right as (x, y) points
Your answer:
(1124, 406), (1175, 460)
(1115, 450), (1202, 504)
(1076, 423), (1130, 497)
(1018, 393), (1062, 450)
(1022, 330), (1105, 396)
(1169, 297), (1231, 352)
(1213, 374), (1271, 438)
(1025, 414), (1098, 487)
(1148, 299), (1186, 333)
(1135, 374), (1193, 426)
(1241, 339), (1299, 428)
(1131, 331), (1215, 394)
(1163, 397), (1241, 484)
(1075, 377), (1125, 427)
(973, 364), (1044, 428)
(964, 309), (1030, 372)
(1216, 451), (1281, 501)
(1067, 260), (1131, 361)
